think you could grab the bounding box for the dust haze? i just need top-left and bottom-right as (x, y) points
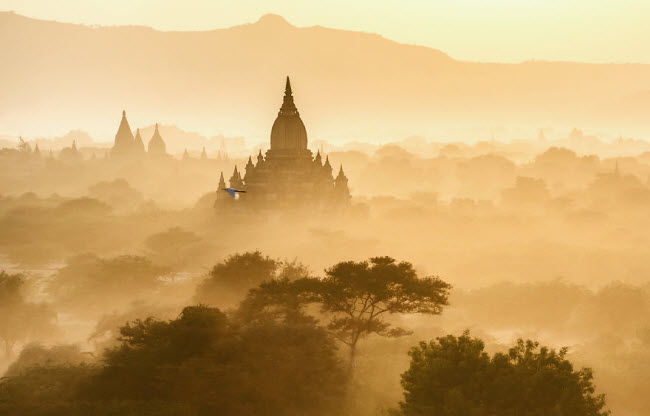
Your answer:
(1, 9), (649, 416)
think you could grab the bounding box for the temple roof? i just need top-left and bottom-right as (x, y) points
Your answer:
(148, 123), (167, 155)
(134, 128), (145, 153)
(112, 110), (135, 154)
(270, 76), (308, 151)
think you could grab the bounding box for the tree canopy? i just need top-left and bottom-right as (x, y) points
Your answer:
(395, 331), (610, 416)
(49, 253), (165, 315)
(0, 305), (347, 416)
(240, 256), (452, 367)
(194, 251), (310, 307)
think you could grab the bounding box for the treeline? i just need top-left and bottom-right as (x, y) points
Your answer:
(0, 254), (609, 415)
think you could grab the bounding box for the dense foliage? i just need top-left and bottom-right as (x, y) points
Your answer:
(0, 305), (347, 416)
(240, 256), (451, 366)
(395, 331), (609, 416)
(195, 251), (310, 306)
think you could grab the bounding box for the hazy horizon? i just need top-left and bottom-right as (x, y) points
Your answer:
(2, 0), (650, 64)
(3, 9), (650, 143)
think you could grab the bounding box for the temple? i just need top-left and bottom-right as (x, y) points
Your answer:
(110, 111), (168, 158)
(216, 77), (351, 210)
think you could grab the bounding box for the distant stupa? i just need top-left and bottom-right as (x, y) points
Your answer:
(148, 123), (167, 157)
(111, 110), (135, 157)
(133, 128), (146, 154)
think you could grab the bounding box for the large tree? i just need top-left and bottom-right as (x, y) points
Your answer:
(0, 305), (347, 416)
(395, 331), (610, 416)
(240, 256), (451, 368)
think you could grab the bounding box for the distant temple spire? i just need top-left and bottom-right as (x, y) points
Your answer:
(133, 128), (145, 154)
(215, 171), (227, 203)
(334, 164), (351, 206)
(314, 149), (322, 165)
(148, 123), (167, 156)
(183, 148), (190, 160)
(244, 156), (255, 181)
(201, 146), (208, 160)
(323, 155), (332, 171)
(279, 76), (298, 115)
(229, 165), (244, 189)
(111, 110), (135, 157)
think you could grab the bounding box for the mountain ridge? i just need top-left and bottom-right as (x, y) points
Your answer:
(1, 11), (649, 141)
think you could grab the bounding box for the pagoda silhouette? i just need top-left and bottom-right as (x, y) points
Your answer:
(216, 77), (351, 210)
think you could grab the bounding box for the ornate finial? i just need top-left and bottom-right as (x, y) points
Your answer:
(122, 110), (126, 117)
(155, 123), (159, 131)
(279, 76), (298, 115)
(285, 76), (292, 96)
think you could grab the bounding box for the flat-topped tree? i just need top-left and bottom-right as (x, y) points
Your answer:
(241, 256), (451, 370)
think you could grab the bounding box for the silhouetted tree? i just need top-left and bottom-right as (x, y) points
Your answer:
(195, 251), (310, 307)
(0, 271), (58, 359)
(242, 256), (451, 369)
(92, 305), (346, 415)
(394, 331), (609, 416)
(0, 305), (346, 415)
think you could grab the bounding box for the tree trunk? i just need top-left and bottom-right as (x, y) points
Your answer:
(348, 343), (357, 377)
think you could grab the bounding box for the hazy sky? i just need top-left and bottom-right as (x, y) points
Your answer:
(2, 0), (650, 63)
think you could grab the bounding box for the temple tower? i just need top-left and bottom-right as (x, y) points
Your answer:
(133, 128), (146, 154)
(112, 110), (135, 157)
(148, 123), (167, 157)
(334, 165), (351, 206)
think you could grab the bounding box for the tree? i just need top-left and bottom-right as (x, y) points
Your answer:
(395, 331), (610, 416)
(0, 305), (347, 416)
(49, 254), (165, 315)
(0, 271), (58, 359)
(91, 305), (346, 415)
(195, 251), (310, 307)
(241, 256), (451, 369)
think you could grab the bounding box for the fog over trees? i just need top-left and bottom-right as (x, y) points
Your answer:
(5, 133), (650, 414)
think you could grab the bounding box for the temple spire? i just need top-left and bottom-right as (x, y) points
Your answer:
(279, 76), (298, 115)
(134, 128), (145, 154)
(285, 76), (292, 96)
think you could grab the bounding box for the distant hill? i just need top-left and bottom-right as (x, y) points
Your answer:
(2, 11), (650, 141)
